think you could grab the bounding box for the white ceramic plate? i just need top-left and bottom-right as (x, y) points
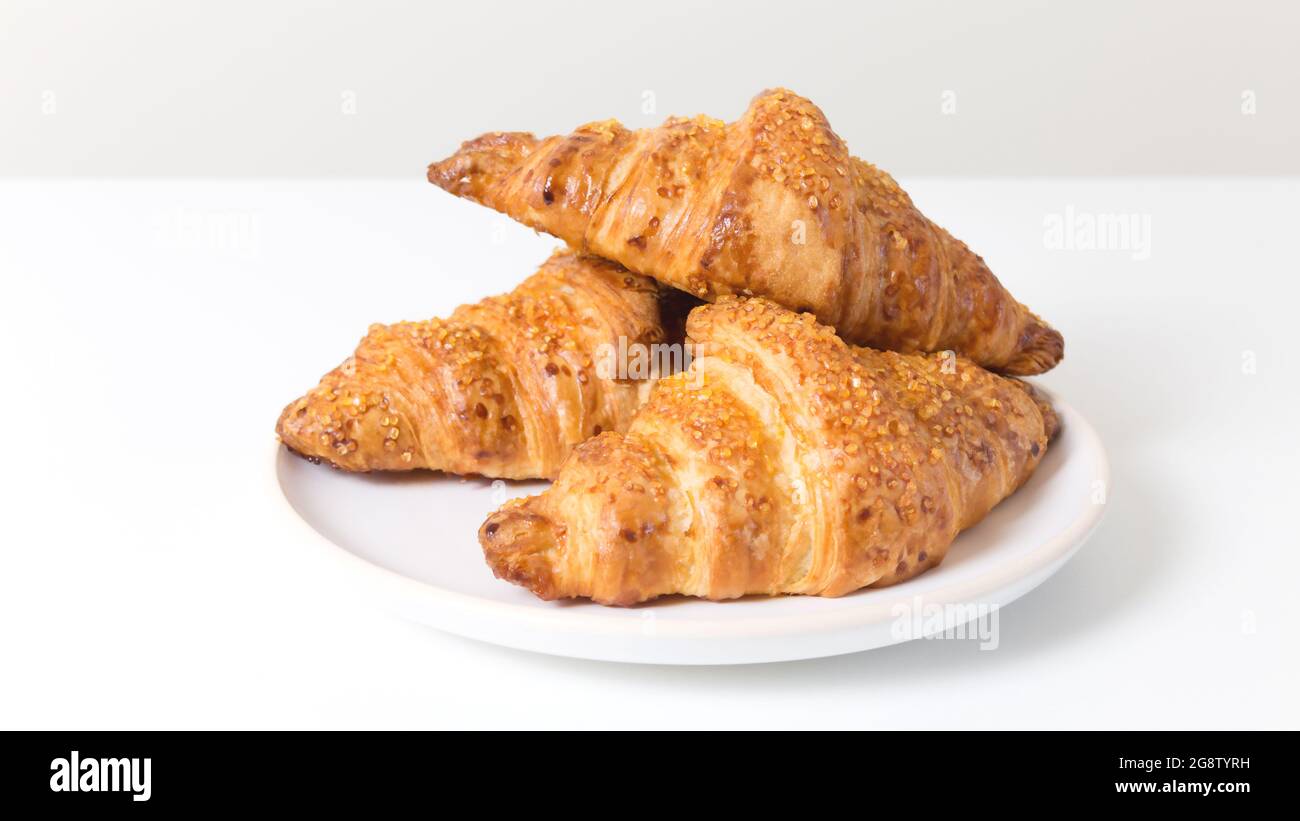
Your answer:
(274, 390), (1107, 665)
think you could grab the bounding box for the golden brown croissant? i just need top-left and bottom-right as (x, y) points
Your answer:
(276, 251), (684, 479)
(479, 297), (1058, 605)
(429, 88), (1062, 376)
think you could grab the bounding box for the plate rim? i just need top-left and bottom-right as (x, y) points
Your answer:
(273, 387), (1108, 642)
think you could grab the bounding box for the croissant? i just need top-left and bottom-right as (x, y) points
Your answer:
(479, 297), (1058, 605)
(276, 251), (683, 479)
(429, 88), (1062, 376)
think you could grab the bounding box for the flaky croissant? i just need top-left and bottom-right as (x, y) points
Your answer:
(429, 88), (1062, 376)
(480, 297), (1058, 605)
(277, 251), (683, 479)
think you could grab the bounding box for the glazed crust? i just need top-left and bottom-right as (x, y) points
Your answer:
(276, 251), (676, 479)
(480, 297), (1058, 604)
(429, 88), (1062, 375)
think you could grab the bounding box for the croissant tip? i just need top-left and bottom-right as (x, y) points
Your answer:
(275, 396), (347, 469)
(427, 131), (539, 198)
(276, 377), (424, 472)
(1000, 320), (1064, 376)
(1010, 380), (1061, 443)
(479, 503), (562, 599)
(425, 154), (472, 195)
(275, 397), (315, 454)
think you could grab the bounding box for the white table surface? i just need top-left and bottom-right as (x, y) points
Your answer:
(2, 178), (1296, 730)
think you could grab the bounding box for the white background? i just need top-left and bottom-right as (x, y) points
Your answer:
(2, 0), (1297, 176)
(2, 1), (1298, 729)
